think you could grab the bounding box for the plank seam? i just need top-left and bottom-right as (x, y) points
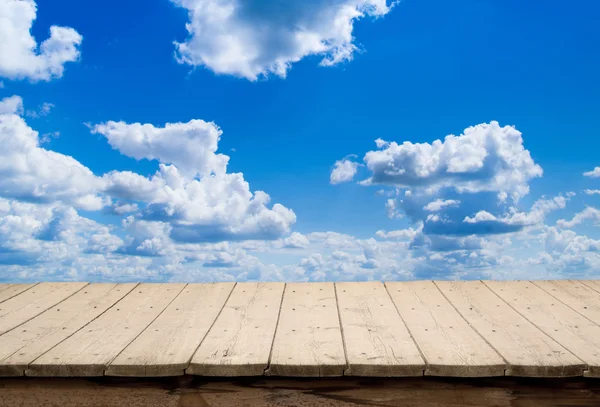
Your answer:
(383, 282), (426, 376)
(580, 280), (600, 295)
(481, 280), (587, 376)
(0, 283), (40, 305)
(107, 283), (189, 377)
(333, 283), (350, 376)
(263, 283), (286, 376)
(532, 280), (600, 328)
(184, 282), (238, 375)
(1, 284), (128, 368)
(432, 281), (509, 376)
(0, 283), (91, 337)
(23, 283), (140, 376)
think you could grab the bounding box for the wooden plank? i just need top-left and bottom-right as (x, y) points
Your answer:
(0, 284), (36, 304)
(0, 283), (87, 335)
(187, 282), (283, 376)
(582, 280), (600, 293)
(107, 283), (235, 377)
(534, 280), (600, 325)
(336, 282), (424, 376)
(436, 281), (585, 377)
(0, 283), (137, 376)
(485, 280), (600, 377)
(26, 283), (185, 377)
(268, 282), (346, 377)
(387, 281), (505, 377)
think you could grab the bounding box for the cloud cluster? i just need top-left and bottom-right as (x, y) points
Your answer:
(172, 0), (393, 80)
(0, 96), (296, 248)
(0, 0), (82, 81)
(332, 122), (550, 244)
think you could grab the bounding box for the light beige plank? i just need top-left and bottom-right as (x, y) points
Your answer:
(336, 282), (424, 376)
(436, 281), (585, 377)
(387, 281), (505, 377)
(0, 283), (137, 376)
(107, 283), (235, 377)
(27, 283), (185, 377)
(0, 283), (87, 335)
(268, 282), (346, 377)
(187, 282), (284, 376)
(485, 280), (600, 377)
(534, 280), (600, 325)
(582, 280), (600, 293)
(0, 284), (37, 304)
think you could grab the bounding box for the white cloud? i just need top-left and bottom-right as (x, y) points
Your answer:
(557, 207), (600, 228)
(584, 167), (600, 178)
(94, 119), (297, 243)
(0, 96), (296, 245)
(375, 227), (419, 240)
(0, 96), (106, 210)
(0, 95), (23, 114)
(171, 0), (393, 80)
(93, 120), (229, 178)
(362, 121), (542, 202)
(424, 198), (460, 212)
(281, 232), (310, 248)
(330, 158), (359, 184)
(584, 189), (600, 195)
(0, 0), (82, 81)
(111, 202), (139, 215)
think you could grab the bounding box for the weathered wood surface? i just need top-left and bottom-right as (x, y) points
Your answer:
(268, 282), (346, 376)
(0, 280), (599, 378)
(187, 282), (284, 376)
(27, 283), (185, 376)
(0, 283), (87, 335)
(337, 282), (424, 376)
(0, 284), (36, 304)
(436, 281), (585, 377)
(485, 280), (600, 377)
(106, 283), (235, 377)
(387, 281), (505, 377)
(0, 283), (135, 376)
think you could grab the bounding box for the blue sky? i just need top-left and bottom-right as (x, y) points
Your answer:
(1, 0), (600, 282)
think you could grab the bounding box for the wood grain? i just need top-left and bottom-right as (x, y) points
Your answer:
(27, 283), (185, 377)
(107, 283), (235, 377)
(485, 280), (600, 377)
(387, 281), (505, 377)
(337, 282), (424, 376)
(187, 282), (284, 376)
(436, 280), (585, 377)
(0, 283), (136, 376)
(268, 283), (346, 377)
(0, 283), (87, 335)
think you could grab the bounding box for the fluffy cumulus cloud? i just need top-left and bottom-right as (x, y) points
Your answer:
(94, 120), (296, 243)
(333, 122), (551, 243)
(360, 122), (543, 201)
(0, 94), (300, 281)
(172, 0), (393, 80)
(0, 96), (106, 210)
(3, 101), (600, 282)
(330, 158), (359, 184)
(324, 121), (600, 279)
(0, 0), (82, 81)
